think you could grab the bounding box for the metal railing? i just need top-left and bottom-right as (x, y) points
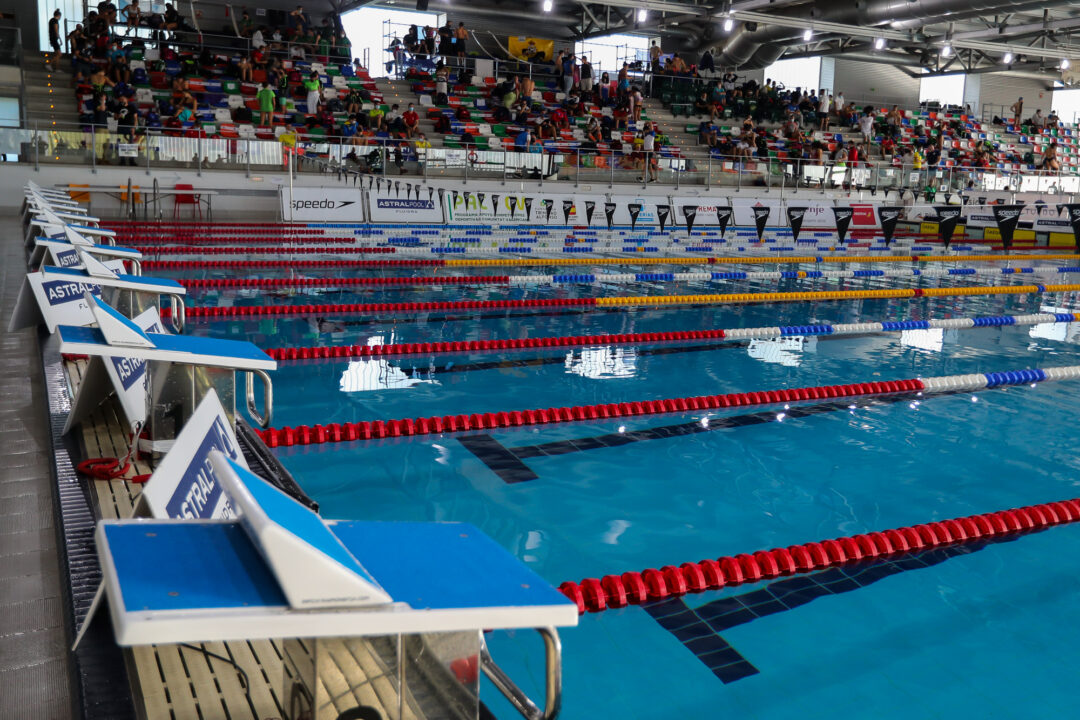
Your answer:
(11, 120), (1080, 198)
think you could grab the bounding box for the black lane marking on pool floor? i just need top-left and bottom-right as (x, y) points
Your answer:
(644, 538), (1011, 684)
(460, 390), (956, 484)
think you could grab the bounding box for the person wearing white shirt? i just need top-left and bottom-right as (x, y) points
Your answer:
(858, 111), (874, 143)
(1032, 109), (1046, 128)
(818, 93), (831, 130)
(252, 28), (265, 49)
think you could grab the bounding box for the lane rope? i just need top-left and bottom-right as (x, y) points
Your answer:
(178, 266), (1080, 291)
(264, 311), (1080, 361)
(558, 497), (1080, 614)
(255, 365), (1077, 448)
(171, 283), (1080, 320)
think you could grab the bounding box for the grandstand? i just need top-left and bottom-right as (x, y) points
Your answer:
(8, 0), (1080, 719)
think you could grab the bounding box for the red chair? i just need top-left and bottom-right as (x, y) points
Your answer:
(173, 183), (202, 219)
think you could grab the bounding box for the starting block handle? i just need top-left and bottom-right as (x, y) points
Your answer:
(168, 294), (186, 333)
(482, 627), (562, 720)
(244, 369), (274, 428)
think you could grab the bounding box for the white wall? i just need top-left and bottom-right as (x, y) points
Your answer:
(978, 75), (1051, 121)
(832, 59), (919, 109)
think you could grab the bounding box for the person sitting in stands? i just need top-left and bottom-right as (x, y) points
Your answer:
(694, 91), (711, 117)
(514, 126), (532, 151)
(402, 103), (419, 138)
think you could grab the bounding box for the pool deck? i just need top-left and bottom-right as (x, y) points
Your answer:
(0, 211), (73, 719)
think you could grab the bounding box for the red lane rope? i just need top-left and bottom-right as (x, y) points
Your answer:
(558, 497), (1080, 614)
(133, 246), (398, 255)
(170, 297), (598, 319)
(122, 236), (354, 245)
(143, 259), (446, 270)
(265, 329), (727, 361)
(180, 276), (510, 289)
(256, 378), (924, 447)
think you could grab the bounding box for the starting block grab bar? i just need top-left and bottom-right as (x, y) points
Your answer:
(244, 368), (273, 428)
(482, 627), (563, 720)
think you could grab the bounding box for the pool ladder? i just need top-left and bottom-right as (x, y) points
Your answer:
(482, 627), (563, 720)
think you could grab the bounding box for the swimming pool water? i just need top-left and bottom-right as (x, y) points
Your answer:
(186, 259), (1080, 719)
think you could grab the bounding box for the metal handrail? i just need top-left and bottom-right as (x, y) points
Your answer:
(244, 368), (273, 428)
(481, 627), (562, 720)
(167, 293), (185, 333)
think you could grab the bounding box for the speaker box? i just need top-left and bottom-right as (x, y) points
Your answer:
(416, 0), (429, 10)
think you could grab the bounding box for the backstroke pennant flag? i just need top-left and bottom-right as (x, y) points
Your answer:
(752, 205), (770, 243)
(933, 205), (963, 249)
(877, 206), (903, 247)
(786, 206), (807, 244)
(682, 205), (698, 235)
(628, 203), (643, 231)
(991, 204), (1024, 253)
(831, 206), (854, 245)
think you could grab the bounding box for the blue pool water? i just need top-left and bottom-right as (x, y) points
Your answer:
(183, 258), (1080, 718)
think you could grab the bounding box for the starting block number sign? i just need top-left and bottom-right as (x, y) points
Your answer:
(139, 390), (248, 520)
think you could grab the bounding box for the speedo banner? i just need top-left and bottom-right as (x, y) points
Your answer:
(682, 205), (698, 235)
(716, 207), (732, 238)
(604, 203), (617, 229)
(832, 206), (854, 244)
(786, 206), (807, 243)
(877, 206), (903, 246)
(752, 206), (770, 242)
(562, 200), (574, 225)
(281, 188), (365, 222)
(1058, 204), (1080, 251)
(992, 205), (1024, 252)
(657, 205), (671, 233)
(934, 206), (963, 249)
(628, 204), (642, 231)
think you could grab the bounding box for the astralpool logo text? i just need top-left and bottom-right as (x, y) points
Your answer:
(110, 355), (146, 391)
(43, 280), (101, 305)
(377, 199), (434, 209)
(165, 416), (238, 519)
(291, 199), (355, 210)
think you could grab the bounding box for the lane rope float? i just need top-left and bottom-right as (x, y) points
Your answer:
(170, 283), (1080, 320)
(255, 365), (1078, 448)
(264, 311), (1080, 361)
(558, 497), (1080, 614)
(177, 266), (1080, 291)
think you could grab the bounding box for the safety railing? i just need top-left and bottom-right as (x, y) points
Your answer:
(12, 121), (1080, 196)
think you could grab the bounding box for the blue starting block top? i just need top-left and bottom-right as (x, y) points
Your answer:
(57, 325), (276, 370)
(96, 455), (577, 644)
(42, 265), (184, 294)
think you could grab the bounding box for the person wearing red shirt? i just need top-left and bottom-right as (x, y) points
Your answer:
(402, 104), (419, 138)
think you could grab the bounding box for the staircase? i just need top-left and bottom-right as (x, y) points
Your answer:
(374, 77), (446, 148)
(643, 96), (702, 151)
(22, 49), (80, 129)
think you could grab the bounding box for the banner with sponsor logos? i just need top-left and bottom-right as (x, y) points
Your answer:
(137, 390), (247, 520)
(369, 187), (443, 223)
(933, 206), (963, 248)
(444, 193), (605, 225)
(280, 187), (365, 222)
(1058, 204), (1080, 250)
(991, 205), (1024, 252)
(607, 196), (663, 227)
(832, 206), (854, 244)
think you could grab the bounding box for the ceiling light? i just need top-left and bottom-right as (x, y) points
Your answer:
(1062, 58), (1071, 70)
(637, 8), (647, 21)
(542, 0), (552, 11)
(803, 28), (813, 41)
(874, 37), (885, 50)
(723, 17), (733, 32)
(941, 44), (952, 57)
(1003, 52), (1013, 64)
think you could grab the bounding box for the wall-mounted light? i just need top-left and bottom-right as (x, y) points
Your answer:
(803, 28), (813, 42)
(1062, 57), (1071, 70)
(637, 7), (647, 21)
(941, 44), (952, 57)
(1003, 52), (1014, 64)
(542, 0), (552, 11)
(874, 37), (885, 50)
(722, 17), (733, 32)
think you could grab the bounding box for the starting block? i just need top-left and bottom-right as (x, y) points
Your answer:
(91, 451), (577, 719)
(30, 226), (143, 274)
(9, 252), (186, 333)
(57, 295), (275, 454)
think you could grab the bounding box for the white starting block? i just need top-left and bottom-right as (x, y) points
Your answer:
(9, 253), (187, 333)
(91, 451), (577, 720)
(30, 226), (143, 275)
(55, 296), (275, 454)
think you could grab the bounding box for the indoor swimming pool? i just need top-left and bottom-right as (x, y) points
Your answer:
(171, 256), (1080, 718)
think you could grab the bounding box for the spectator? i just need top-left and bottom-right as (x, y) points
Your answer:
(455, 22), (467, 58)
(514, 126), (532, 152)
(561, 51), (575, 94)
(303, 71), (321, 113)
(257, 81), (275, 126)
(1043, 141), (1060, 171)
(1033, 109), (1046, 128)
(1011, 97), (1023, 124)
(47, 10), (63, 71)
(649, 41), (661, 74)
(858, 109), (875, 144)
(402, 103), (419, 138)
(580, 56), (593, 95)
(115, 95), (138, 166)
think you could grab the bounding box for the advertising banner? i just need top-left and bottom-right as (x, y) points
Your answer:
(281, 187), (365, 222)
